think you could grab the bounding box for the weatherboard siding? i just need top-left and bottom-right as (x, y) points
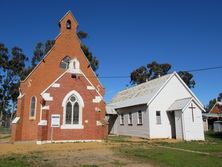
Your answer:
(183, 102), (205, 140)
(114, 105), (149, 138)
(149, 75), (192, 139)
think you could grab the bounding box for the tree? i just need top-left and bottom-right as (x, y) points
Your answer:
(206, 92), (222, 112)
(177, 71), (195, 88)
(31, 40), (55, 67)
(0, 44), (28, 126)
(130, 61), (195, 89)
(77, 31), (99, 71)
(147, 61), (171, 79)
(130, 66), (150, 85)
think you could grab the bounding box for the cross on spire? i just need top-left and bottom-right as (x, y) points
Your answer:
(189, 103), (196, 122)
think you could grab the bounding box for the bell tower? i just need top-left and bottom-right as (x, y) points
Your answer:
(59, 11), (78, 34)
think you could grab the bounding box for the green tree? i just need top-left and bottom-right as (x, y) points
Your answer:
(177, 71), (195, 88)
(147, 61), (171, 79)
(130, 61), (195, 89)
(130, 66), (150, 85)
(206, 92), (222, 112)
(77, 31), (99, 71)
(0, 45), (28, 126)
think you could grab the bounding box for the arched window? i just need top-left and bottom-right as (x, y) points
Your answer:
(65, 95), (80, 125)
(66, 20), (71, 29)
(60, 56), (71, 69)
(30, 96), (36, 118)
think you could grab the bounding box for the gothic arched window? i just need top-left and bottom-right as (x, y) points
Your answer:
(60, 56), (71, 70)
(65, 95), (80, 125)
(30, 96), (37, 118)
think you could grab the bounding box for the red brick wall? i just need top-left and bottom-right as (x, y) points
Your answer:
(12, 12), (107, 142)
(42, 73), (107, 141)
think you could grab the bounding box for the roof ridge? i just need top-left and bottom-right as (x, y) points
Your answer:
(117, 73), (173, 94)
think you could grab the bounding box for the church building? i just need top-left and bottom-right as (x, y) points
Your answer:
(12, 11), (107, 144)
(107, 72), (205, 141)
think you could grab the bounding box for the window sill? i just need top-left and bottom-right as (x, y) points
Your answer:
(120, 124), (124, 126)
(29, 117), (36, 121)
(128, 124), (133, 126)
(137, 124), (143, 126)
(61, 124), (84, 129)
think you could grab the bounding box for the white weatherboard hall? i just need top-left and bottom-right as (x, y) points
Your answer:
(107, 72), (205, 141)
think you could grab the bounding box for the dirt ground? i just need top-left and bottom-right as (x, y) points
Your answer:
(0, 141), (154, 167)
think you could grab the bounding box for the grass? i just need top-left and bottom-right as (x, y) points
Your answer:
(113, 132), (222, 167)
(0, 132), (222, 167)
(0, 155), (36, 167)
(158, 131), (222, 153)
(0, 127), (10, 135)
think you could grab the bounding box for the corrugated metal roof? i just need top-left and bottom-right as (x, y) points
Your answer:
(109, 74), (172, 108)
(106, 105), (117, 114)
(167, 97), (192, 111)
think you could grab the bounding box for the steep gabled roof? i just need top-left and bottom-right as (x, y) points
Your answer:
(109, 72), (205, 110)
(110, 73), (172, 108)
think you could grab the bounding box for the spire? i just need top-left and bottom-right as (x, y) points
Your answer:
(58, 11), (78, 33)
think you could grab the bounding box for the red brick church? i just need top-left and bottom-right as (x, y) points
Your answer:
(12, 11), (107, 144)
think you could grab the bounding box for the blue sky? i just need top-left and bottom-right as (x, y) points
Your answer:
(0, 0), (222, 105)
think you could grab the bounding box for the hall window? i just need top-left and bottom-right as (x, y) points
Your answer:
(137, 111), (143, 125)
(120, 114), (124, 125)
(156, 111), (161, 124)
(128, 112), (132, 125)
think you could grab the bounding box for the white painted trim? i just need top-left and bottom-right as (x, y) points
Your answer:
(17, 93), (25, 99)
(80, 70), (103, 98)
(61, 124), (84, 129)
(62, 90), (84, 107)
(41, 71), (67, 95)
(42, 93), (53, 101)
(62, 90), (84, 128)
(79, 48), (105, 90)
(36, 139), (102, 145)
(93, 96), (103, 103)
(59, 10), (78, 25)
(147, 72), (205, 112)
(174, 72), (205, 111)
(21, 33), (62, 83)
(209, 102), (218, 113)
(87, 86), (95, 90)
(38, 120), (47, 126)
(39, 104), (43, 121)
(52, 83), (60, 88)
(29, 96), (37, 119)
(42, 105), (50, 110)
(12, 117), (20, 124)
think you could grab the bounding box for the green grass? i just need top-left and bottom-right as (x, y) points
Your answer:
(0, 155), (31, 167)
(107, 135), (131, 143)
(113, 132), (222, 167)
(0, 127), (10, 135)
(159, 132), (222, 153)
(116, 145), (222, 167)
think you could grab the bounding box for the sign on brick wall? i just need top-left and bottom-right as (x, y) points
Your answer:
(51, 114), (60, 127)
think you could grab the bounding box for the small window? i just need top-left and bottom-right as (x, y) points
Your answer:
(128, 112), (132, 125)
(66, 20), (71, 29)
(60, 56), (71, 69)
(156, 111), (161, 124)
(120, 114), (124, 125)
(137, 111), (142, 125)
(30, 96), (36, 118)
